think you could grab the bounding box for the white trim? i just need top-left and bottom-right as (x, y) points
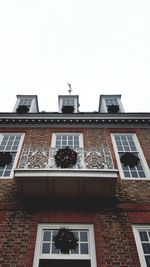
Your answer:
(51, 132), (83, 148)
(100, 96), (124, 113)
(33, 224), (97, 267)
(14, 168), (118, 179)
(133, 225), (150, 267)
(13, 96), (38, 113)
(0, 133), (24, 179)
(59, 96), (79, 113)
(111, 133), (150, 179)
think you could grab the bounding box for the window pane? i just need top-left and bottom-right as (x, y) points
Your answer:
(3, 170), (11, 176)
(145, 256), (150, 267)
(139, 231), (148, 241)
(62, 136), (67, 141)
(42, 243), (50, 254)
(80, 243), (88, 254)
(130, 171), (138, 178)
(124, 171), (131, 177)
(142, 243), (150, 254)
(43, 231), (51, 241)
(139, 171), (146, 178)
(80, 232), (88, 241)
(71, 245), (79, 254)
(52, 243), (59, 254)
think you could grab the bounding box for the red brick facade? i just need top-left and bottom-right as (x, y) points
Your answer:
(0, 126), (150, 266)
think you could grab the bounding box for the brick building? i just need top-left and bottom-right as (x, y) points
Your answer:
(0, 93), (150, 267)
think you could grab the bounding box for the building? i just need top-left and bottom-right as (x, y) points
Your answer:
(0, 93), (150, 267)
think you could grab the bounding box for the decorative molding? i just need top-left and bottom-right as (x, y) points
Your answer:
(0, 113), (150, 127)
(19, 144), (114, 170)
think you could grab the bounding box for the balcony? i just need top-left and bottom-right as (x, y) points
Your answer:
(15, 145), (118, 199)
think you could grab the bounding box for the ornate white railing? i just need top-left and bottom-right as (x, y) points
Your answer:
(18, 145), (114, 170)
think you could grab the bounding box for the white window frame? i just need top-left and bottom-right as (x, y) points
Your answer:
(105, 98), (119, 106)
(33, 224), (97, 267)
(13, 96), (38, 113)
(0, 133), (24, 179)
(51, 133), (83, 148)
(111, 133), (150, 180)
(62, 98), (75, 106)
(101, 97), (124, 113)
(50, 133), (84, 169)
(133, 225), (150, 267)
(19, 97), (33, 107)
(59, 97), (78, 113)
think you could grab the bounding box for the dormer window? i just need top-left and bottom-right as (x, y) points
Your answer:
(62, 98), (75, 113)
(19, 98), (32, 108)
(58, 95), (79, 113)
(14, 95), (39, 113)
(99, 95), (124, 113)
(105, 98), (119, 113)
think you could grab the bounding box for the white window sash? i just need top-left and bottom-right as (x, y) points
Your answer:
(133, 225), (150, 267)
(111, 133), (150, 179)
(51, 133), (83, 148)
(33, 224), (97, 267)
(0, 133), (24, 178)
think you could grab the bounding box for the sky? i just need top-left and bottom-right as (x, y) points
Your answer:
(0, 0), (150, 113)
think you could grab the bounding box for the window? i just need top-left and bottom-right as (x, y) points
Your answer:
(33, 224), (97, 267)
(19, 98), (32, 108)
(133, 225), (150, 267)
(99, 95), (124, 113)
(105, 98), (118, 106)
(0, 133), (24, 178)
(62, 98), (75, 107)
(111, 133), (150, 179)
(58, 95), (79, 113)
(54, 134), (82, 149)
(51, 133), (83, 150)
(49, 133), (84, 169)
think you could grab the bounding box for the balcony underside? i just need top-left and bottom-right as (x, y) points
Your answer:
(15, 168), (118, 199)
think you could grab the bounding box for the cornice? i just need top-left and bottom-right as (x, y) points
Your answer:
(0, 112), (150, 127)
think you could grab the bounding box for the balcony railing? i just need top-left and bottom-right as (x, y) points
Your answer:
(16, 144), (118, 199)
(18, 144), (114, 170)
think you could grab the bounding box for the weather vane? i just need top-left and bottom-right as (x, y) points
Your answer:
(67, 83), (72, 95)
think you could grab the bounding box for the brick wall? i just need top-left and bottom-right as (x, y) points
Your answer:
(1, 208), (147, 267)
(0, 126), (150, 266)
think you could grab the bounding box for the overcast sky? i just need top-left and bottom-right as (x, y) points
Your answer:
(0, 0), (150, 113)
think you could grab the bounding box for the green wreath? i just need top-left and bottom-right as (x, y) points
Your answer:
(120, 152), (140, 168)
(55, 147), (77, 168)
(62, 105), (74, 114)
(53, 228), (78, 254)
(107, 105), (119, 113)
(16, 105), (29, 114)
(0, 152), (12, 167)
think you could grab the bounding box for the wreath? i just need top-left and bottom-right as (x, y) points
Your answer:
(120, 152), (140, 168)
(55, 147), (77, 168)
(0, 152), (12, 167)
(53, 228), (78, 254)
(16, 105), (29, 114)
(61, 105), (74, 114)
(107, 105), (119, 113)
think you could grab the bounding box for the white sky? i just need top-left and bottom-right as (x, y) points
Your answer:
(0, 0), (150, 112)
